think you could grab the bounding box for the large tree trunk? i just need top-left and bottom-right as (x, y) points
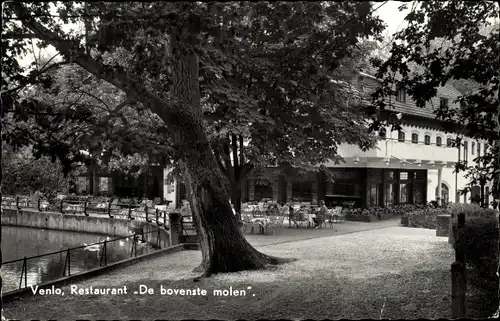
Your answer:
(11, 3), (294, 276)
(171, 45), (293, 276)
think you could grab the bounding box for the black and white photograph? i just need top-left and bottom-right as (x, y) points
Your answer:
(1, 1), (499, 319)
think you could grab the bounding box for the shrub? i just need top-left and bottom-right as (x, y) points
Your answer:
(450, 204), (499, 317)
(405, 208), (451, 229)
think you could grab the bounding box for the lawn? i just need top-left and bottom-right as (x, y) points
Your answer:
(3, 227), (454, 320)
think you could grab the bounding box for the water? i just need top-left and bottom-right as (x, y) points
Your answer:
(1, 226), (158, 292)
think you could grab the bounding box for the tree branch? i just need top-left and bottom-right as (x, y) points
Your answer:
(12, 3), (183, 129)
(221, 138), (235, 183)
(231, 134), (239, 171)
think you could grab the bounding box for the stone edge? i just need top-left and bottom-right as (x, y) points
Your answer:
(2, 242), (200, 303)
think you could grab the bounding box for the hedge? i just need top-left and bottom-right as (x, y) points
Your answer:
(449, 204), (499, 318)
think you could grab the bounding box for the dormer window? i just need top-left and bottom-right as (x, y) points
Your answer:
(396, 86), (406, 103)
(440, 98), (449, 109)
(460, 101), (466, 113)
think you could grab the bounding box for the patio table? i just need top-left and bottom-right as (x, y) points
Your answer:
(251, 217), (270, 234)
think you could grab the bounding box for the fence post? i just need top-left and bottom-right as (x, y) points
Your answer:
(451, 212), (466, 318)
(24, 256), (27, 288)
(156, 208), (162, 226)
(128, 202), (135, 220)
(84, 200), (89, 216)
(16, 196), (20, 210)
(145, 206), (152, 223)
(168, 212), (182, 246)
(19, 257), (26, 289)
(104, 240), (107, 266)
(108, 201), (114, 218)
(37, 198), (41, 212)
(67, 248), (71, 276)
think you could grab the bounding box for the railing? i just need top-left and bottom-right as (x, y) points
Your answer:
(1, 196), (170, 228)
(1, 229), (161, 291)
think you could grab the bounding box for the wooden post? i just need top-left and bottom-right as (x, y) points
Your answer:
(451, 212), (466, 318)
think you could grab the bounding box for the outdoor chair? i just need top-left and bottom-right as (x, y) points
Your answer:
(336, 206), (347, 223)
(241, 214), (259, 234)
(291, 210), (309, 228)
(266, 215), (285, 235)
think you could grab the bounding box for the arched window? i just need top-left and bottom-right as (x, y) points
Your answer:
(424, 135), (431, 145)
(435, 183), (449, 204)
(398, 131), (405, 142)
(463, 141), (468, 162)
(411, 133), (418, 144)
(436, 136), (442, 146)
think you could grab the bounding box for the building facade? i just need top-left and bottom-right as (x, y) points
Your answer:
(165, 69), (492, 208)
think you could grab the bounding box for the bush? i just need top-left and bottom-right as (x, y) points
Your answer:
(348, 204), (427, 220)
(450, 204), (499, 317)
(405, 208), (451, 229)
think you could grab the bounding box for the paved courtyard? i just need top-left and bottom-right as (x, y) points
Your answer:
(3, 221), (454, 320)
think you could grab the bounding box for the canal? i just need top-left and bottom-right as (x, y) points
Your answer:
(1, 226), (158, 292)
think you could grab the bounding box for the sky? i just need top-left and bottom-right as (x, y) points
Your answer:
(376, 1), (410, 36)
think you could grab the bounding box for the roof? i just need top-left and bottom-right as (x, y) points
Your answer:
(358, 66), (463, 120)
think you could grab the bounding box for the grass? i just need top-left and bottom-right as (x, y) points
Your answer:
(3, 227), (455, 320)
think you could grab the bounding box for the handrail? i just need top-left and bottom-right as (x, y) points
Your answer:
(2, 227), (171, 291)
(1, 229), (160, 265)
(1, 196), (173, 224)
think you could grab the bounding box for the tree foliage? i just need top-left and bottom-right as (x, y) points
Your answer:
(2, 2), (385, 211)
(370, 1), (500, 205)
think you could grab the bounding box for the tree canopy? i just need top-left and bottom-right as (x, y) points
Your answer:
(2, 1), (385, 212)
(370, 1), (499, 205)
(1, 1), (388, 275)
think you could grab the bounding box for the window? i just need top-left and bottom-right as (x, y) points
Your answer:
(463, 141), (468, 162)
(471, 142), (475, 155)
(413, 183), (425, 204)
(435, 183), (449, 204)
(424, 135), (431, 145)
(460, 102), (466, 113)
(255, 180), (273, 201)
(396, 86), (406, 103)
(440, 98), (449, 109)
(398, 131), (405, 142)
(292, 181), (312, 202)
(369, 184), (379, 206)
(400, 184), (408, 204)
(99, 177), (109, 193)
(436, 136), (442, 146)
(447, 138), (453, 147)
(477, 142), (481, 157)
(411, 133), (418, 144)
(384, 183), (397, 206)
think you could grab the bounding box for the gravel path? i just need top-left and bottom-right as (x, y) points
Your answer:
(3, 226), (454, 320)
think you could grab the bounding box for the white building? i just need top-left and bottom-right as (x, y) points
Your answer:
(164, 68), (492, 208)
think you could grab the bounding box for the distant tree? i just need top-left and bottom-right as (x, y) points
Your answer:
(368, 1), (499, 316)
(1, 144), (70, 196)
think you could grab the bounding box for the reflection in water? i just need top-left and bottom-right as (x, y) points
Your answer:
(1, 226), (160, 292)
